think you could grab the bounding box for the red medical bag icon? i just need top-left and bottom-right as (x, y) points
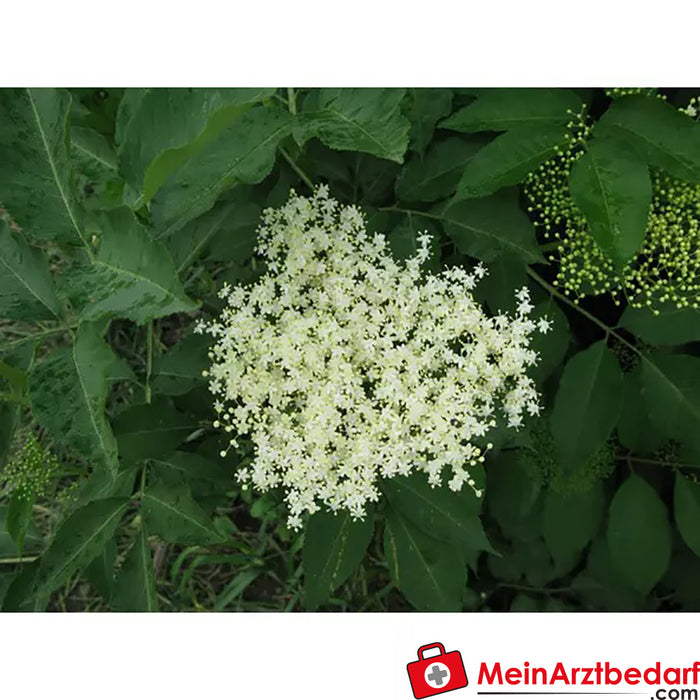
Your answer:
(407, 642), (468, 698)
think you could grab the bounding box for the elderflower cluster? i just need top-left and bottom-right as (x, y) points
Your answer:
(197, 186), (549, 529)
(525, 97), (700, 312)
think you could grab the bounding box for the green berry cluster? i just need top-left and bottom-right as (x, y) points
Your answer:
(519, 416), (615, 494)
(1, 433), (59, 500)
(525, 99), (700, 313)
(604, 87), (661, 100)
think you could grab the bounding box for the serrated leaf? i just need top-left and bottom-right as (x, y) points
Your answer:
(0, 218), (62, 321)
(33, 497), (129, 599)
(112, 526), (158, 611)
(607, 475), (671, 594)
(384, 506), (465, 611)
(551, 341), (622, 475)
(142, 479), (223, 545)
(28, 323), (119, 476)
(151, 335), (210, 396)
(151, 105), (292, 237)
(0, 88), (89, 247)
(396, 136), (488, 202)
(474, 253), (528, 314)
(303, 509), (374, 610)
(569, 138), (651, 268)
(116, 88), (275, 201)
(113, 396), (196, 462)
(63, 207), (197, 324)
(542, 482), (604, 566)
(641, 353), (700, 448)
(406, 88), (453, 153)
(597, 95), (700, 183)
(442, 189), (544, 264)
(299, 88), (410, 163)
(442, 88), (582, 132)
(84, 536), (117, 601)
(150, 451), (231, 502)
(381, 473), (492, 553)
(620, 304), (700, 345)
(455, 124), (569, 198)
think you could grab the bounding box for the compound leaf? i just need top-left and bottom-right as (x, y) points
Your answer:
(112, 526), (158, 612)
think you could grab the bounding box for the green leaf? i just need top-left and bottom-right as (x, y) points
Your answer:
(674, 473), (700, 559)
(384, 506), (465, 611)
(641, 353), (700, 447)
(29, 323), (119, 476)
(395, 136), (488, 203)
(0, 88), (89, 247)
(474, 253), (528, 314)
(116, 88), (275, 201)
(455, 124), (569, 198)
(84, 536), (117, 601)
(381, 472), (492, 552)
(607, 475), (671, 594)
(141, 479), (224, 545)
(150, 451), (231, 502)
(542, 482), (604, 566)
(620, 304), (700, 345)
(0, 218), (62, 321)
(71, 126), (123, 211)
(442, 88), (582, 132)
(597, 95), (700, 183)
(551, 340), (623, 474)
(406, 88), (453, 153)
(113, 396), (196, 462)
(303, 509), (374, 610)
(0, 504), (42, 558)
(569, 138), (651, 268)
(617, 365), (665, 455)
(63, 207), (198, 324)
(33, 497), (129, 599)
(5, 492), (35, 553)
(112, 526), (158, 611)
(151, 335), (210, 397)
(299, 88), (410, 163)
(151, 105), (292, 237)
(442, 189), (544, 264)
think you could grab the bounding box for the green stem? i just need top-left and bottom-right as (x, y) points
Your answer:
(0, 326), (74, 353)
(145, 320), (153, 404)
(525, 268), (640, 356)
(286, 88), (297, 115)
(279, 147), (314, 191)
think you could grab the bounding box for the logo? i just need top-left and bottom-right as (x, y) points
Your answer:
(407, 642), (468, 698)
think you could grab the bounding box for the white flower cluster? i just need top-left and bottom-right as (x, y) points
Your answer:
(197, 186), (550, 529)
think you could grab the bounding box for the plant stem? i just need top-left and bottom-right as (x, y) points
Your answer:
(279, 147), (314, 191)
(0, 325), (74, 353)
(145, 320), (153, 404)
(286, 88), (297, 115)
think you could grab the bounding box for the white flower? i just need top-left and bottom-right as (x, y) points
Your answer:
(199, 187), (548, 528)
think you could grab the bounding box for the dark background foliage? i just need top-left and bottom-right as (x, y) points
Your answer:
(2, 87), (700, 612)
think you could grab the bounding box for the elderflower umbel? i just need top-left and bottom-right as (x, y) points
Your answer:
(199, 186), (548, 529)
